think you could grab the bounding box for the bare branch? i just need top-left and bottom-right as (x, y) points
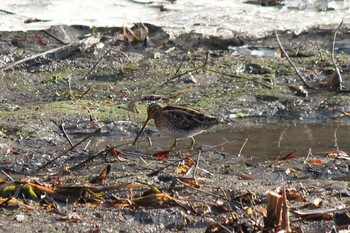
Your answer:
(331, 20), (344, 90)
(275, 30), (313, 89)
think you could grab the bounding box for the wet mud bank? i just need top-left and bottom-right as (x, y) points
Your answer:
(0, 24), (350, 232)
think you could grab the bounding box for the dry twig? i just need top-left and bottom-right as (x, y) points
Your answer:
(277, 127), (288, 148)
(59, 123), (74, 147)
(84, 48), (112, 78)
(237, 138), (248, 157)
(203, 51), (210, 72)
(333, 125), (339, 150)
(193, 150), (202, 179)
(69, 149), (106, 171)
(37, 128), (101, 171)
(1, 43), (79, 71)
(331, 20), (344, 90)
(303, 148), (312, 164)
(275, 30), (312, 89)
(208, 69), (272, 89)
(42, 30), (68, 45)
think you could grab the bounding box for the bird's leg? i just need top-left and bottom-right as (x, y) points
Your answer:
(190, 137), (195, 150)
(171, 138), (178, 150)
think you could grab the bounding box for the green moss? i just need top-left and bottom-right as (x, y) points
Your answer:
(43, 74), (71, 84)
(323, 66), (335, 72)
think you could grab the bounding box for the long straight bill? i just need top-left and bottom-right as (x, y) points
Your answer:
(132, 118), (151, 145)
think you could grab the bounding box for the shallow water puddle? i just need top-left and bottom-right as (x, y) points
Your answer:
(91, 123), (350, 161)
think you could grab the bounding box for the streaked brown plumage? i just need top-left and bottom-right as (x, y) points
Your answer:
(132, 103), (224, 150)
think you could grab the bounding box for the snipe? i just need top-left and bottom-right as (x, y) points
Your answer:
(132, 103), (224, 150)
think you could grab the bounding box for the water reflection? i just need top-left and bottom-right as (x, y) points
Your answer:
(92, 123), (350, 161)
(205, 123), (350, 160)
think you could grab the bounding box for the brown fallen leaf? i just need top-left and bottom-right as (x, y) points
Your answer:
(326, 150), (350, 160)
(0, 197), (34, 210)
(133, 193), (176, 208)
(181, 152), (191, 157)
(308, 159), (325, 165)
(90, 164), (111, 184)
(312, 198), (323, 208)
(24, 17), (51, 24)
(176, 177), (200, 188)
(58, 212), (83, 222)
(6, 148), (21, 155)
(275, 154), (297, 161)
(276, 187), (305, 202)
(237, 173), (255, 180)
(327, 71), (340, 90)
(106, 147), (128, 162)
(152, 151), (170, 159)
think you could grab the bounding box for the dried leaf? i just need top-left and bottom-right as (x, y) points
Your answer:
(21, 184), (39, 200)
(176, 164), (190, 174)
(0, 197), (34, 210)
(327, 71), (340, 90)
(106, 146), (119, 157)
(308, 159), (325, 165)
(154, 52), (161, 59)
(29, 182), (94, 203)
(287, 190), (305, 202)
(90, 164), (111, 184)
(4, 130), (17, 136)
(24, 17), (51, 24)
(246, 207), (254, 216)
(238, 173), (255, 180)
(152, 151), (170, 159)
(326, 150), (350, 160)
(288, 84), (304, 91)
(276, 154), (297, 161)
(176, 178), (200, 188)
(185, 159), (195, 166)
(1, 184), (38, 200)
(6, 148), (20, 155)
(180, 210), (194, 222)
(255, 205), (267, 217)
(106, 147), (127, 161)
(58, 212), (83, 222)
(312, 198), (323, 208)
(0, 178), (6, 185)
(133, 193), (175, 207)
(36, 35), (48, 46)
(104, 99), (113, 105)
(24, 17), (38, 23)
(181, 152), (191, 157)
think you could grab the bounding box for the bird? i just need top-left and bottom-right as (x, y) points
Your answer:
(132, 103), (224, 150)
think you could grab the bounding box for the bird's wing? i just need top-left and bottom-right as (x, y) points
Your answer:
(162, 108), (210, 131)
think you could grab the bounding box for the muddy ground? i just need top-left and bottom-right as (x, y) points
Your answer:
(0, 24), (350, 233)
